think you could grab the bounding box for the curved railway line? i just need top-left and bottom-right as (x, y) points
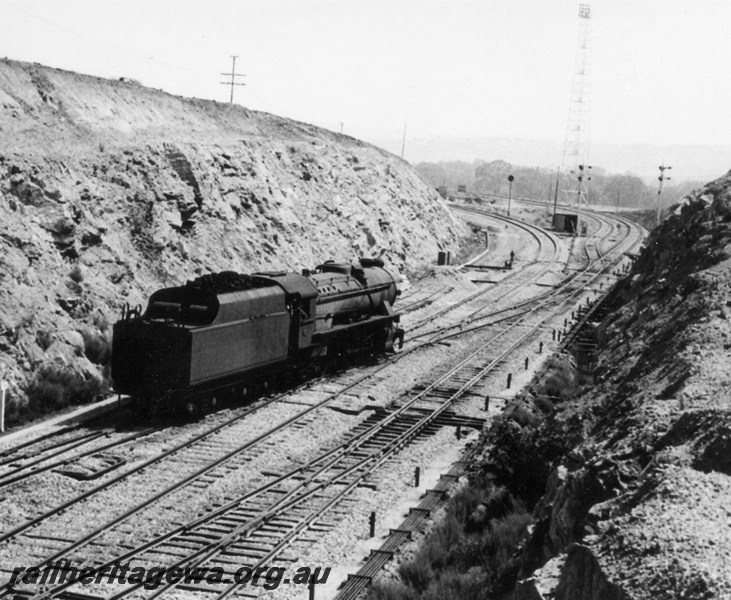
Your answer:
(0, 209), (646, 600)
(406, 207), (561, 335)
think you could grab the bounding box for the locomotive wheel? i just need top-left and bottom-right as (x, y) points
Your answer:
(183, 400), (197, 419)
(307, 360), (323, 379)
(325, 354), (342, 374)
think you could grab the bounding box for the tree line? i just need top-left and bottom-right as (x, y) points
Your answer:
(415, 159), (703, 210)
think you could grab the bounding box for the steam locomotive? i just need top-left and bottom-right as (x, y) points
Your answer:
(111, 258), (404, 416)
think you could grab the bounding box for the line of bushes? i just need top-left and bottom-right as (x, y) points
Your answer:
(3, 365), (110, 428)
(5, 325), (113, 428)
(369, 477), (532, 600)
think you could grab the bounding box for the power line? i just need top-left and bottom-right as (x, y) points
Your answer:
(220, 55), (245, 104)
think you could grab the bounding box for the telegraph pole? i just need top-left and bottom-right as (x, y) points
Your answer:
(221, 55), (246, 104)
(657, 164), (672, 226)
(401, 122), (407, 159)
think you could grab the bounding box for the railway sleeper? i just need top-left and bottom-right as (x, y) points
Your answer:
(187, 524), (233, 536)
(143, 547), (194, 559)
(216, 513), (260, 522)
(222, 541), (273, 552)
(223, 546), (273, 557)
(177, 582), (258, 597)
(230, 505), (280, 516)
(222, 548), (274, 559)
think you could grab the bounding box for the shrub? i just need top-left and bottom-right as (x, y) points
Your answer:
(69, 264), (84, 283)
(25, 373), (65, 412)
(486, 416), (548, 503)
(24, 365), (108, 420)
(12, 313), (34, 343)
(3, 394), (25, 426)
(535, 354), (579, 401)
(79, 329), (112, 365)
(397, 560), (432, 594)
(534, 395), (556, 415)
(35, 329), (54, 351)
(52, 217), (75, 237)
(504, 402), (542, 428)
(92, 311), (110, 332)
(369, 581), (417, 600)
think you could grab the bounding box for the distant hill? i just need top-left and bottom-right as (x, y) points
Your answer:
(372, 135), (731, 183)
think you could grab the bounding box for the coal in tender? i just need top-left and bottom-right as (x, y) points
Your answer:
(185, 271), (273, 294)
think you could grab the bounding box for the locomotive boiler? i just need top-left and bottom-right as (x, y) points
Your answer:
(112, 258), (404, 416)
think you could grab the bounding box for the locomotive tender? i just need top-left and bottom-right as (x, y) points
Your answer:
(112, 258), (404, 415)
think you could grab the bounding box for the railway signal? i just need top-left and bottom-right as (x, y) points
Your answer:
(657, 164), (672, 226)
(507, 175), (515, 216)
(576, 164), (592, 236)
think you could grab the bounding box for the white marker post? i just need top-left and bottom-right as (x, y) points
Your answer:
(0, 380), (7, 433)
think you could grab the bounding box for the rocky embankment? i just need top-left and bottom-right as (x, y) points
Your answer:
(500, 173), (731, 599)
(0, 59), (463, 424)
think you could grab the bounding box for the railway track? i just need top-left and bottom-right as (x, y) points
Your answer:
(406, 208), (561, 335)
(410, 207), (641, 346)
(0, 338), (484, 595)
(396, 285), (453, 314)
(0, 210), (645, 600)
(0, 426), (162, 489)
(7, 246), (600, 599)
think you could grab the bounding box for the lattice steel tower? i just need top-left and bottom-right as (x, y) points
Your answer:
(561, 3), (592, 210)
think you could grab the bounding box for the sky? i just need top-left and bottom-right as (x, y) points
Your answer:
(0, 0), (729, 171)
